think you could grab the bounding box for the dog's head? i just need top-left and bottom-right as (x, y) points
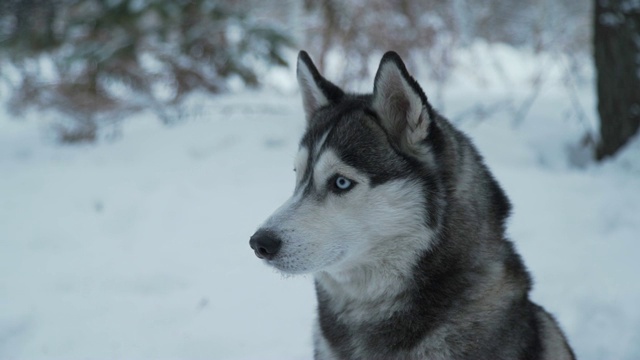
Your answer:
(250, 51), (443, 275)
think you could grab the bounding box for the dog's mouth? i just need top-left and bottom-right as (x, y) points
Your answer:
(267, 248), (349, 276)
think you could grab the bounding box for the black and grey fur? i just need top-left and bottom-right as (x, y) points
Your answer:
(250, 51), (575, 360)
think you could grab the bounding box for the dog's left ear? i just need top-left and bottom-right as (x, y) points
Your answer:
(297, 51), (344, 124)
(372, 52), (432, 149)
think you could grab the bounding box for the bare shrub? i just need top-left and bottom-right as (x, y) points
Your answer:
(0, 0), (292, 142)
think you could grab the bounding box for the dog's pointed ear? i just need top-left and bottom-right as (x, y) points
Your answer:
(372, 52), (433, 149)
(297, 51), (344, 123)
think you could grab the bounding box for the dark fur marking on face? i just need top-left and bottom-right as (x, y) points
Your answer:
(302, 95), (417, 188)
(302, 92), (450, 233)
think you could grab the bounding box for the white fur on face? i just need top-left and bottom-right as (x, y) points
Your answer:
(261, 149), (432, 278)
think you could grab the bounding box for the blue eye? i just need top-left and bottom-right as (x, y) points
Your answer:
(332, 175), (355, 192)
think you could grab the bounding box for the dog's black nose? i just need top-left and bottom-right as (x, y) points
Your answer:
(249, 229), (282, 260)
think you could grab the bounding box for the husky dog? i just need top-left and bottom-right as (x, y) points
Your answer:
(250, 51), (575, 360)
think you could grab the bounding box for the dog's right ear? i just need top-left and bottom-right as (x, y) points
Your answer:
(297, 51), (344, 123)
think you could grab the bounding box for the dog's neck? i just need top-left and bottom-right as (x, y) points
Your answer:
(314, 259), (415, 320)
(313, 233), (433, 312)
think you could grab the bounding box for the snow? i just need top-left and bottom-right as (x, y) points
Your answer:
(1, 45), (640, 360)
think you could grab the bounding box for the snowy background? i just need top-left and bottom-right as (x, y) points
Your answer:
(1, 43), (640, 360)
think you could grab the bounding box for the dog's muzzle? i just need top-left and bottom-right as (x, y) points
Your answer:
(249, 229), (282, 260)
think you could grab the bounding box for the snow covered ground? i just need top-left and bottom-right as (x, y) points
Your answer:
(1, 46), (639, 359)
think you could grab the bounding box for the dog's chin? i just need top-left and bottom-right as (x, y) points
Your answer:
(267, 250), (347, 275)
(267, 258), (326, 275)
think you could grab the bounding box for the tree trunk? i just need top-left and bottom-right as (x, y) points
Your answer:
(594, 0), (640, 160)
